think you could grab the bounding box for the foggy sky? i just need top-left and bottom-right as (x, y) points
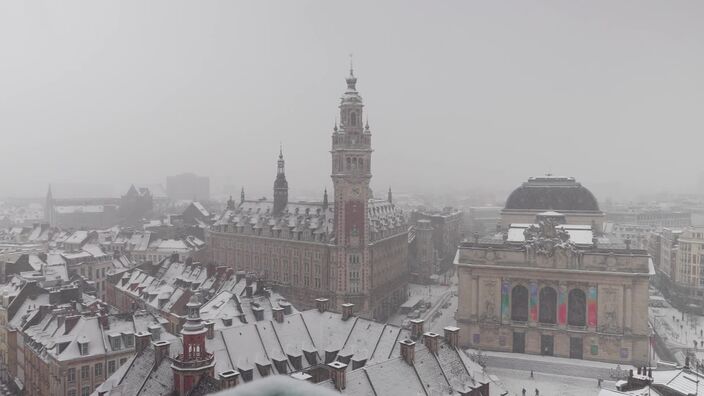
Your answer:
(1, 1), (703, 201)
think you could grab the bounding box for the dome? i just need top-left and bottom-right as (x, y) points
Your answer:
(504, 176), (600, 212)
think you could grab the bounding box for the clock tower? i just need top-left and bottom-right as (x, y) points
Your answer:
(331, 66), (373, 310)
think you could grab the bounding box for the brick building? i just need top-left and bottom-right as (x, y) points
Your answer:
(207, 69), (408, 320)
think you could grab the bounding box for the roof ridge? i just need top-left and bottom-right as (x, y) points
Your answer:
(387, 326), (403, 360)
(340, 316), (360, 351)
(253, 322), (271, 361)
(218, 329), (236, 372)
(410, 355), (430, 396)
(298, 311), (322, 362)
(362, 367), (378, 396)
(427, 346), (452, 391)
(267, 319), (292, 373)
(369, 323), (389, 362)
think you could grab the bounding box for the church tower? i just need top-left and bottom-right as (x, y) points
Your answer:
(45, 185), (54, 226)
(273, 146), (289, 215)
(331, 65), (373, 310)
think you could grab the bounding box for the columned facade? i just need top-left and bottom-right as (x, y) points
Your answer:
(455, 220), (651, 365)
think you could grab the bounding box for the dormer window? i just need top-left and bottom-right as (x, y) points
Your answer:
(78, 341), (89, 356)
(123, 333), (134, 348)
(109, 334), (121, 350)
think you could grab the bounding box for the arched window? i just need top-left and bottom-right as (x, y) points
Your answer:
(346, 157), (351, 171)
(358, 159), (363, 171)
(568, 289), (586, 326)
(350, 111), (357, 126)
(511, 285), (528, 322)
(352, 157), (357, 169)
(539, 287), (557, 324)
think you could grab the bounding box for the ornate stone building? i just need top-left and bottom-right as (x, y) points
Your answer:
(206, 68), (408, 320)
(456, 210), (652, 365)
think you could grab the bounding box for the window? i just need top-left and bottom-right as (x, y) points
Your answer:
(68, 368), (76, 383)
(108, 360), (116, 374)
(68, 390), (76, 396)
(124, 334), (134, 348)
(110, 336), (121, 351)
(79, 342), (88, 356)
(539, 287), (557, 324)
(94, 363), (103, 377)
(510, 285), (528, 321)
(120, 357), (127, 366)
(568, 289), (587, 326)
(81, 365), (89, 379)
(81, 386), (90, 396)
(350, 111), (357, 126)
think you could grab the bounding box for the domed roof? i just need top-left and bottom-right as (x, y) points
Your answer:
(505, 176), (600, 212)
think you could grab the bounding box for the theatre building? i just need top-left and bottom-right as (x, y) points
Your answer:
(455, 210), (652, 365)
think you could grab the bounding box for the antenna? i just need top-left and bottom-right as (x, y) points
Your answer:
(349, 53), (354, 75)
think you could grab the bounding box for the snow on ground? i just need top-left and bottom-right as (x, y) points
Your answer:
(487, 367), (616, 396)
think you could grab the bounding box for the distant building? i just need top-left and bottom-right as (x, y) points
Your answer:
(167, 173), (211, 201)
(606, 208), (691, 228)
(408, 208), (463, 280)
(207, 70), (409, 321)
(671, 227), (704, 308)
(45, 184), (158, 229)
(118, 185), (154, 226)
(500, 175), (605, 230)
(466, 206), (502, 236)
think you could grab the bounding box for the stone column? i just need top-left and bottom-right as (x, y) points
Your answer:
(471, 276), (479, 318)
(624, 285), (632, 334)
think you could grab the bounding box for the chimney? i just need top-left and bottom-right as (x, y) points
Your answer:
(206, 263), (215, 278)
(328, 361), (347, 391)
(153, 340), (171, 369)
(252, 306), (264, 321)
(399, 339), (416, 365)
(280, 301), (292, 315)
(218, 370), (240, 390)
(64, 315), (80, 334)
(315, 297), (329, 313)
(410, 319), (424, 340)
(235, 271), (245, 282)
(245, 274), (254, 286)
(205, 321), (215, 339)
(99, 314), (110, 330)
(148, 324), (161, 341)
(272, 307), (284, 323)
(341, 303), (354, 321)
(135, 331), (151, 353)
(245, 285), (253, 298)
(423, 332), (439, 355)
(444, 326), (460, 348)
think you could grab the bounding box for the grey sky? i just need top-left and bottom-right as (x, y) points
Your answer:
(1, 1), (702, 201)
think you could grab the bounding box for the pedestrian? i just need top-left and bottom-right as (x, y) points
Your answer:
(530, 370), (534, 379)
(598, 378), (602, 388)
(535, 389), (539, 396)
(522, 388), (526, 396)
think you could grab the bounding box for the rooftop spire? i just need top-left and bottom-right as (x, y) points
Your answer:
(345, 54), (357, 91)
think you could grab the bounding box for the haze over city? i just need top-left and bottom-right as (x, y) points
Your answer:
(1, 1), (703, 201)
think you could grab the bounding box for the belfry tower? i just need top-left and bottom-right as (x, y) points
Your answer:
(331, 65), (373, 310)
(171, 295), (215, 395)
(273, 146), (289, 215)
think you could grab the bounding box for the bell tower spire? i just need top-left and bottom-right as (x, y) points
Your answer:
(273, 145), (289, 215)
(331, 63), (373, 310)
